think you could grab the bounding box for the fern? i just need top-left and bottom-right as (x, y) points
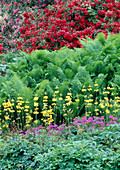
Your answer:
(96, 33), (106, 45)
(75, 66), (92, 85)
(71, 77), (82, 94)
(57, 67), (66, 81)
(35, 80), (50, 97)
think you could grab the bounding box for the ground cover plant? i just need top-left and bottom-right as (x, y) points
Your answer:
(0, 0), (120, 169)
(0, 121), (120, 169)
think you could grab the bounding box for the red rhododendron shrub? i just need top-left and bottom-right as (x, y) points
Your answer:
(17, 0), (120, 53)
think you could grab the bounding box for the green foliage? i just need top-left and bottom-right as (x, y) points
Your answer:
(0, 124), (120, 169)
(1, 33), (120, 123)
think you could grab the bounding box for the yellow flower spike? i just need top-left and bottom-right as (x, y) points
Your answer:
(94, 109), (99, 112)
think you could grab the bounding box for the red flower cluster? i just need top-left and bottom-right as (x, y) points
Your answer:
(17, 0), (120, 53)
(0, 35), (3, 54)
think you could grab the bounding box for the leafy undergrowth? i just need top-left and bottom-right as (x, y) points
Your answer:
(0, 122), (120, 169)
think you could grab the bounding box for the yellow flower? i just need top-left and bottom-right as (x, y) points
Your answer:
(34, 120), (38, 124)
(88, 88), (92, 91)
(52, 98), (57, 102)
(55, 90), (59, 94)
(67, 93), (72, 96)
(55, 86), (59, 89)
(89, 99), (93, 102)
(99, 104), (105, 108)
(26, 124), (30, 127)
(17, 97), (23, 100)
(105, 103), (110, 107)
(25, 105), (30, 109)
(94, 89), (99, 92)
(43, 96), (48, 99)
(82, 89), (86, 92)
(75, 99), (80, 102)
(4, 116), (9, 120)
(43, 100), (48, 103)
(25, 100), (29, 103)
(34, 102), (39, 107)
(59, 97), (63, 101)
(94, 83), (98, 86)
(94, 102), (98, 105)
(33, 97), (39, 101)
(24, 109), (29, 112)
(87, 103), (92, 106)
(113, 109), (118, 113)
(94, 109), (99, 112)
(105, 109), (110, 114)
(63, 113), (68, 116)
(33, 111), (39, 114)
(107, 86), (110, 90)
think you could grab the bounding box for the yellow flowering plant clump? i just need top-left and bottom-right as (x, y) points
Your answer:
(82, 83), (120, 120)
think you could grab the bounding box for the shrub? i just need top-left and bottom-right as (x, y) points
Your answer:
(16, 0), (120, 53)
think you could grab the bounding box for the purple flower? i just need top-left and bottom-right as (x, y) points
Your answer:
(92, 122), (97, 125)
(100, 122), (105, 126)
(25, 129), (31, 134)
(0, 131), (2, 134)
(113, 117), (118, 121)
(49, 124), (58, 128)
(109, 115), (113, 119)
